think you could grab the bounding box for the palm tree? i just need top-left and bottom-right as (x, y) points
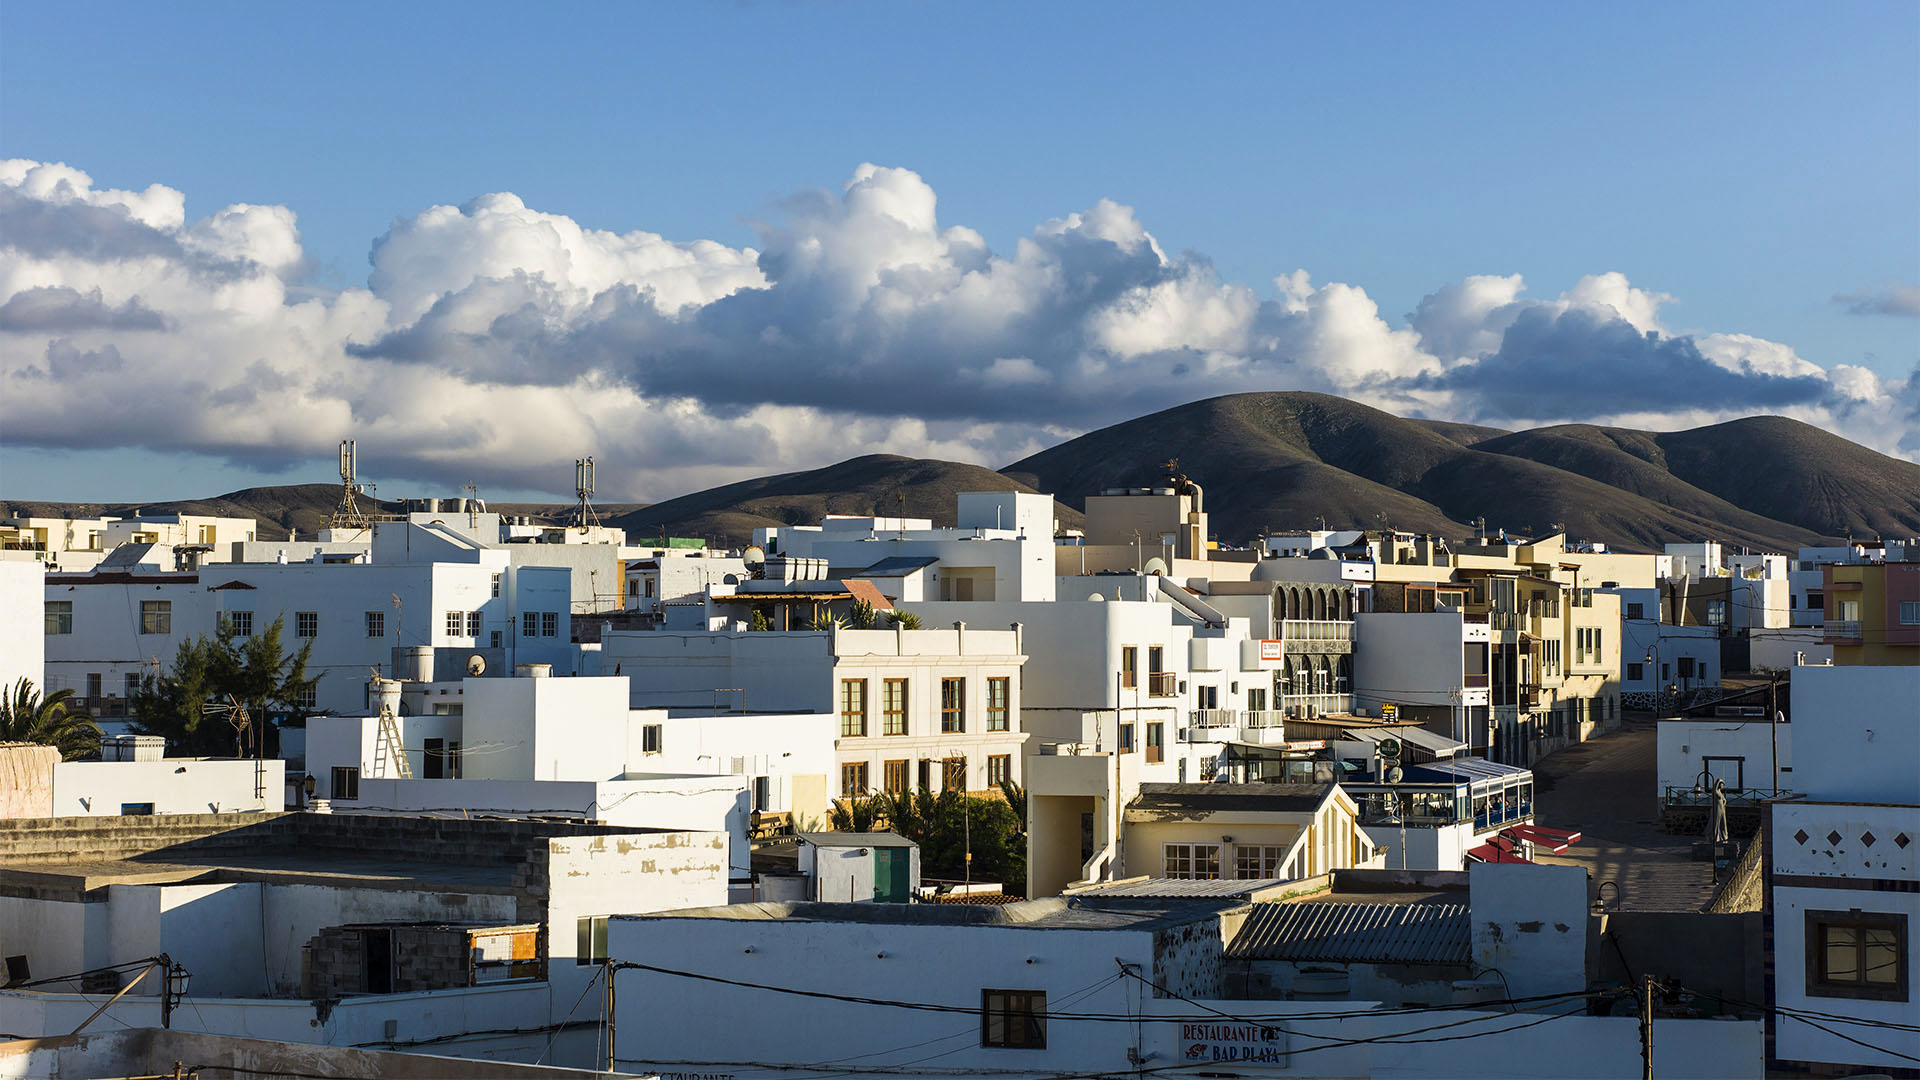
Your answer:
(0, 678), (102, 761)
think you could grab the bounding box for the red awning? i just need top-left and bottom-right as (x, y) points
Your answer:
(1505, 825), (1573, 854)
(1465, 843), (1533, 864)
(1519, 824), (1582, 846)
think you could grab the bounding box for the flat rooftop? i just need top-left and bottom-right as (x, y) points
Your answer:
(620, 896), (1245, 932)
(0, 852), (516, 896)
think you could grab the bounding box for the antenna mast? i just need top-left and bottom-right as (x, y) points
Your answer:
(330, 439), (370, 532)
(573, 457), (601, 529)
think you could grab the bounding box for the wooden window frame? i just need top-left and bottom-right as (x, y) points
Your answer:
(987, 754), (1011, 787)
(986, 677), (1010, 731)
(840, 762), (870, 797)
(981, 989), (1046, 1049)
(840, 679), (869, 738)
(883, 678), (910, 736)
(941, 677), (965, 733)
(1805, 910), (1907, 1002)
(883, 759), (909, 794)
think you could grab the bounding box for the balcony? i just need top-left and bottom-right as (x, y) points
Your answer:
(1188, 709), (1240, 730)
(1282, 693), (1351, 719)
(1281, 620), (1353, 643)
(1243, 710), (1282, 730)
(1824, 620), (1862, 641)
(1146, 671), (1179, 697)
(1464, 673), (1490, 688)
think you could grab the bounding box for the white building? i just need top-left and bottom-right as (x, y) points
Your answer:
(304, 672), (832, 890)
(43, 522), (575, 719)
(0, 558), (45, 694)
(1351, 610), (1493, 751)
(759, 491), (1060, 603)
(600, 625), (1029, 797)
(1767, 664), (1920, 1073)
(1, 515), (117, 573)
(6, 734), (287, 817)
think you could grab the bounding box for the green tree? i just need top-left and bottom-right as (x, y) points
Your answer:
(846, 598), (878, 630)
(886, 610), (922, 630)
(131, 615), (316, 757)
(0, 678), (101, 761)
(747, 607), (772, 632)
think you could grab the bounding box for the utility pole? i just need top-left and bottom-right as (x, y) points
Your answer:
(1638, 973), (1655, 1080)
(605, 958), (616, 1074)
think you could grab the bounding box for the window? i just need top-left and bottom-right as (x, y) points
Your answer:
(576, 916), (609, 965)
(884, 759), (909, 794)
(884, 678), (909, 736)
(1626, 602), (1644, 620)
(840, 679), (869, 737)
(86, 673), (101, 700)
(491, 630), (502, 648)
(295, 611), (318, 638)
(1164, 843), (1222, 880)
(981, 989), (1046, 1049)
(986, 677), (1010, 731)
(840, 762), (869, 796)
(1808, 591), (1823, 614)
(541, 612), (558, 637)
(1678, 657), (1696, 678)
(330, 766), (359, 801)
(1235, 845), (1287, 880)
(1807, 910), (1906, 1001)
(446, 610), (466, 638)
(1148, 645), (1164, 676)
(44, 601), (72, 635)
(1902, 601), (1920, 626)
(645, 578), (656, 598)
(941, 677), (965, 733)
(642, 724), (663, 753)
(365, 611), (385, 638)
(120, 803), (155, 816)
(1145, 722), (1164, 764)
(1120, 646), (1138, 689)
(226, 610), (252, 637)
(627, 579), (638, 598)
(424, 737), (450, 779)
(1626, 662), (1644, 683)
(1118, 723), (1135, 753)
(987, 755), (1011, 786)
(491, 573), (502, 599)
(139, 600), (171, 635)
(753, 776), (771, 812)
(943, 756), (967, 791)
(123, 673), (140, 699)
(295, 683), (318, 711)
(523, 611), (539, 638)
(467, 611), (483, 637)
(1706, 600), (1727, 627)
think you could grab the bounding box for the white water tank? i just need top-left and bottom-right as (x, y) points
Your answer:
(515, 663), (552, 679)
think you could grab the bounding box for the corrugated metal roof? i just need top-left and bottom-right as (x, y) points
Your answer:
(796, 831), (917, 848)
(1226, 901), (1470, 965)
(856, 555), (941, 576)
(1339, 726), (1468, 756)
(1128, 783), (1333, 817)
(1407, 757), (1531, 783)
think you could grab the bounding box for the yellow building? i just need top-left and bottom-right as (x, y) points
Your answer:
(1823, 562), (1920, 666)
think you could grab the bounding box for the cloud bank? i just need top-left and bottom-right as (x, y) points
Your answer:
(2, 158), (1913, 500)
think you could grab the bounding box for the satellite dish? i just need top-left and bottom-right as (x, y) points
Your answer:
(743, 545), (765, 566)
(1143, 556), (1169, 576)
(1088, 593), (1106, 602)
(1386, 766), (1404, 784)
(467, 654), (486, 676)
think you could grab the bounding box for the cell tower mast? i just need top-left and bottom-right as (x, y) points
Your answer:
(330, 439), (370, 532)
(573, 457), (601, 529)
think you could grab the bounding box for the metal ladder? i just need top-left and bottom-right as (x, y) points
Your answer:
(373, 705), (413, 778)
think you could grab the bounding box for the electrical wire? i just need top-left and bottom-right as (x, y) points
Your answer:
(535, 964), (603, 1067)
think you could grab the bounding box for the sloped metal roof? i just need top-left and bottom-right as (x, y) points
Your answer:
(856, 555), (941, 576)
(1073, 877), (1290, 898)
(1226, 900), (1470, 965)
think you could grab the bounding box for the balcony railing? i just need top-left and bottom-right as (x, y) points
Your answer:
(1146, 671), (1179, 697)
(1189, 709), (1240, 729)
(1825, 620), (1862, 640)
(1282, 693), (1351, 719)
(1243, 710), (1282, 730)
(1464, 673), (1489, 688)
(1281, 620), (1353, 643)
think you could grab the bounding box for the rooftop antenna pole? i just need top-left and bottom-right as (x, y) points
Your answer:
(574, 457), (601, 530)
(330, 439), (370, 533)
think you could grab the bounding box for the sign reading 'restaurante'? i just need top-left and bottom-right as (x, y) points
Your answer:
(1181, 1020), (1288, 1064)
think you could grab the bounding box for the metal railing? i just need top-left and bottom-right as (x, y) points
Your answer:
(1281, 620), (1353, 642)
(1189, 709), (1240, 729)
(1281, 693), (1351, 719)
(1147, 671), (1179, 697)
(1661, 785), (1793, 807)
(1242, 710), (1282, 730)
(1824, 620), (1861, 640)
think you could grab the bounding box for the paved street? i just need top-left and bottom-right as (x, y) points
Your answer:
(1528, 715), (1718, 912)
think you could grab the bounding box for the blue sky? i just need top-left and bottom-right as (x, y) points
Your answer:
(2, 3), (1916, 502)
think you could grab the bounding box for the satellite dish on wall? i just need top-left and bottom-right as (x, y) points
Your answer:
(1143, 557), (1169, 576)
(1385, 766), (1404, 784)
(467, 654), (486, 676)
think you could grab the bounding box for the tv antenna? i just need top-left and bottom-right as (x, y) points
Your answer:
(573, 457), (601, 529)
(329, 439), (370, 532)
